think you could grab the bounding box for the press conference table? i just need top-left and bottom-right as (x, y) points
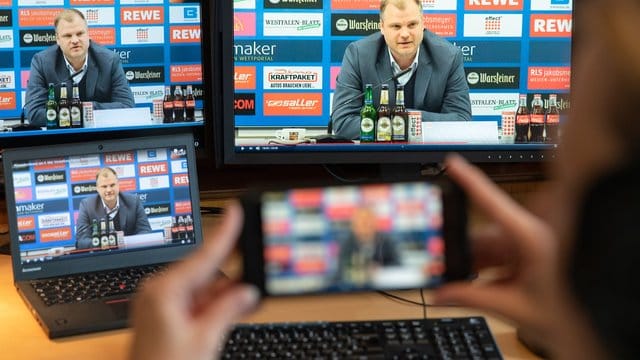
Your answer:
(0, 254), (539, 360)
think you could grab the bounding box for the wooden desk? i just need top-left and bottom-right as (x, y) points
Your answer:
(0, 254), (538, 360)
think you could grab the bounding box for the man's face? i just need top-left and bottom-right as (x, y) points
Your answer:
(55, 15), (90, 63)
(96, 173), (119, 207)
(380, 1), (424, 65)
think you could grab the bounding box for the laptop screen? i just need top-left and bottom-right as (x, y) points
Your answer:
(3, 133), (202, 281)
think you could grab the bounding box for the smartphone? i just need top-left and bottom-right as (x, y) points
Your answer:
(240, 177), (470, 296)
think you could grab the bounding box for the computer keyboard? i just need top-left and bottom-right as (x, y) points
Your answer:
(222, 316), (503, 359)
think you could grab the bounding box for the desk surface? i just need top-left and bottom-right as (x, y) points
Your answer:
(0, 254), (539, 360)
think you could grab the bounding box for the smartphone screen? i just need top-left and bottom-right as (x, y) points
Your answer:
(241, 180), (468, 296)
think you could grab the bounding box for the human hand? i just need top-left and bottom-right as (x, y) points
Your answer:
(129, 201), (260, 360)
(433, 154), (602, 359)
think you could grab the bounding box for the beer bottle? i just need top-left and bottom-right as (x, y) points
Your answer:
(108, 219), (117, 247)
(45, 83), (58, 129)
(392, 85), (408, 142)
(163, 86), (174, 123)
(99, 218), (109, 250)
(515, 94), (530, 143)
(359, 84), (377, 142)
(173, 85), (185, 122)
(57, 83), (71, 128)
(90, 219), (100, 248)
(376, 84), (392, 142)
(545, 94), (560, 143)
(185, 85), (196, 122)
(70, 84), (83, 128)
(529, 94), (545, 143)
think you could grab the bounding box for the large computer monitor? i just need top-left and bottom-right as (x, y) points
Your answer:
(0, 0), (211, 149)
(216, 0), (573, 167)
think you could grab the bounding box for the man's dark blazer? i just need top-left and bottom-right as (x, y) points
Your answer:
(332, 30), (472, 140)
(24, 41), (135, 127)
(75, 192), (152, 249)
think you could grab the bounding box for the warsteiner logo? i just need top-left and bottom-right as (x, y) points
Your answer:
(465, 67), (519, 89)
(35, 171), (66, 185)
(73, 183), (98, 196)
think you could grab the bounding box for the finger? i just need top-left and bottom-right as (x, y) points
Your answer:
(197, 284), (260, 343)
(165, 201), (243, 290)
(445, 154), (549, 248)
(468, 225), (517, 270)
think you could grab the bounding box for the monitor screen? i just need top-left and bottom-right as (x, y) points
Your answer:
(218, 0), (573, 165)
(0, 0), (210, 146)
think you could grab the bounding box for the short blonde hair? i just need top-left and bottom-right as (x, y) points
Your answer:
(380, 0), (423, 19)
(96, 167), (118, 182)
(54, 9), (86, 32)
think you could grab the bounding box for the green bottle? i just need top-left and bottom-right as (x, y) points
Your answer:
(359, 84), (377, 142)
(45, 83), (58, 129)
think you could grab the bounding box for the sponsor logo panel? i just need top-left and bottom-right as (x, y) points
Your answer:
(421, 0), (457, 10)
(530, 0), (572, 11)
(109, 164), (137, 179)
(18, 0), (64, 6)
(149, 216), (172, 232)
(0, 91), (16, 110)
(235, 66), (257, 90)
(0, 71), (15, 90)
(170, 64), (202, 83)
(35, 183), (69, 200)
(530, 14), (572, 37)
(68, 155), (101, 168)
(120, 26), (164, 45)
(40, 227), (72, 243)
(13, 172), (32, 187)
(527, 66), (570, 90)
(71, 0), (114, 5)
(463, 14), (523, 37)
(234, 93), (256, 115)
(234, 40), (322, 63)
(265, 0), (323, 9)
(111, 46), (164, 65)
(174, 200), (192, 215)
(18, 9), (62, 27)
(38, 212), (71, 229)
(144, 203), (171, 217)
(170, 25), (200, 43)
(35, 171), (66, 184)
(18, 231), (36, 244)
(172, 174), (190, 187)
(0, 30), (14, 48)
(263, 66), (322, 90)
(119, 0), (163, 4)
(130, 85), (165, 103)
(82, 8), (116, 25)
(121, 6), (164, 25)
(138, 148), (168, 162)
(124, 66), (164, 84)
(469, 92), (519, 116)
(33, 158), (65, 171)
(331, 0), (378, 10)
(70, 167), (101, 183)
(465, 0), (523, 11)
(234, 12), (256, 37)
(263, 12), (323, 37)
(117, 178), (137, 192)
(465, 67), (520, 89)
(104, 151), (135, 165)
(331, 13), (379, 36)
(424, 13), (457, 37)
(20, 29), (56, 47)
(139, 175), (170, 190)
(170, 159), (188, 173)
(169, 6), (200, 23)
(138, 162), (169, 176)
(88, 27), (116, 45)
(72, 182), (97, 196)
(15, 188), (34, 202)
(330, 66), (340, 90)
(263, 93), (322, 116)
(234, 0), (256, 10)
(0, 9), (13, 27)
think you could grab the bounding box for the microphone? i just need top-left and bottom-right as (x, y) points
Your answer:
(321, 65), (415, 141)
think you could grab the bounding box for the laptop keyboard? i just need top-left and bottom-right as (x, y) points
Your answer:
(29, 263), (166, 306)
(222, 316), (502, 359)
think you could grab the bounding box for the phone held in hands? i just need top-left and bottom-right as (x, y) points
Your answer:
(239, 177), (470, 296)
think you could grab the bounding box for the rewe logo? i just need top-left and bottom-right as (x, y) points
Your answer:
(466, 0), (522, 10)
(530, 14), (572, 37)
(121, 7), (163, 25)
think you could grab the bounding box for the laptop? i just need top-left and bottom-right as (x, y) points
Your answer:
(2, 132), (203, 338)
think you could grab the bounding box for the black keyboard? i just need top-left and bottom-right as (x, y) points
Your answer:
(222, 316), (502, 359)
(29, 263), (166, 306)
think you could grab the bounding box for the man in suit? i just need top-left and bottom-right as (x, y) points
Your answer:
(24, 9), (135, 127)
(331, 0), (471, 140)
(75, 167), (151, 250)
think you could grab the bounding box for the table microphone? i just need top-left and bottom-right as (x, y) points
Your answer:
(316, 65), (414, 142)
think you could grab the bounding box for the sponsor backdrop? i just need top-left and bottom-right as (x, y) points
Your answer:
(232, 0), (572, 128)
(0, 0), (203, 120)
(13, 146), (192, 253)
